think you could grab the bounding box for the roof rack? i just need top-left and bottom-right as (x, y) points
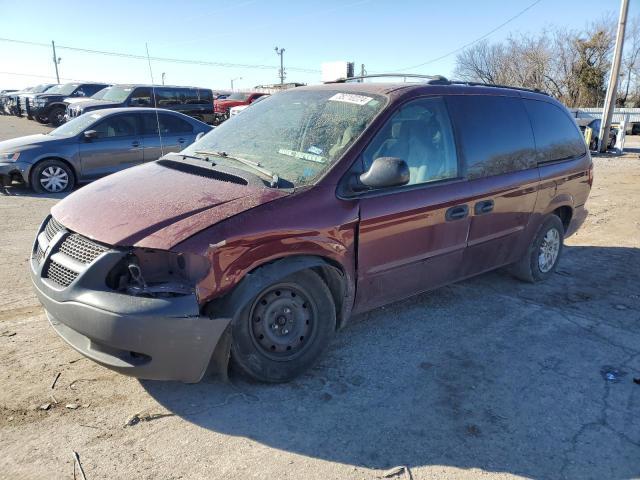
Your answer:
(327, 73), (450, 84)
(449, 80), (550, 96)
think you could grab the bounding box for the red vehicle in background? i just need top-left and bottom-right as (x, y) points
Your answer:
(213, 91), (267, 124)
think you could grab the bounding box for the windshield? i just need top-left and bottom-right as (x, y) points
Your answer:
(226, 92), (250, 101)
(183, 89), (386, 187)
(33, 84), (53, 93)
(101, 86), (132, 103)
(49, 111), (103, 137)
(91, 87), (111, 100)
(44, 83), (79, 96)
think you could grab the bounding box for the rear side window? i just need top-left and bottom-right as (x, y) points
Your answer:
(448, 95), (536, 179)
(130, 88), (152, 106)
(142, 113), (193, 134)
(523, 99), (586, 163)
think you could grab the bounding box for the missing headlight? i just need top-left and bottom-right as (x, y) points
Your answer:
(106, 249), (210, 298)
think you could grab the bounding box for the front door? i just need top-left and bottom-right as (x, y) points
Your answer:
(354, 96), (472, 313)
(78, 112), (143, 178)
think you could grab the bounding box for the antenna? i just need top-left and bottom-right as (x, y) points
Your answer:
(145, 43), (164, 157)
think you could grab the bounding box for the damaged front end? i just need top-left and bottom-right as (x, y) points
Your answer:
(30, 215), (231, 383)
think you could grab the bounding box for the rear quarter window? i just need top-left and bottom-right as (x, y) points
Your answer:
(523, 99), (587, 163)
(447, 95), (536, 179)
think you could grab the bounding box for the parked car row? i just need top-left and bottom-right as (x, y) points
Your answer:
(213, 91), (269, 123)
(2, 82), (228, 127)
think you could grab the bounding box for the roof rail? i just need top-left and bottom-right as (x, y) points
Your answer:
(449, 80), (550, 96)
(327, 73), (450, 84)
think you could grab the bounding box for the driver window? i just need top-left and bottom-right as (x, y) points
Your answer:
(361, 97), (458, 185)
(92, 114), (137, 139)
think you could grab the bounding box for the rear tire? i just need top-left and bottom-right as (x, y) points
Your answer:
(230, 270), (336, 383)
(509, 215), (564, 283)
(30, 159), (75, 194)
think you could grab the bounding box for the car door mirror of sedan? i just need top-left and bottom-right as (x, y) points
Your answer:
(359, 157), (410, 189)
(195, 131), (206, 142)
(83, 130), (98, 140)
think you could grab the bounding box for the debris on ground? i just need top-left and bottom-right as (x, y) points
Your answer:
(124, 411), (174, 427)
(50, 372), (61, 390)
(72, 450), (88, 480)
(66, 403), (79, 410)
(601, 366), (627, 383)
(0, 331), (16, 337)
(381, 465), (413, 479)
(39, 403), (52, 411)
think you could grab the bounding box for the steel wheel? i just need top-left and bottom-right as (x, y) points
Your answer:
(249, 284), (316, 360)
(39, 165), (69, 193)
(538, 227), (560, 273)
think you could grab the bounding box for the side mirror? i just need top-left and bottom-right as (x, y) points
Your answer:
(83, 130), (98, 140)
(359, 157), (410, 189)
(195, 131), (206, 142)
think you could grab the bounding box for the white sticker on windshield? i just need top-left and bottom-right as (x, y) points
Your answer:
(328, 93), (373, 106)
(278, 148), (326, 163)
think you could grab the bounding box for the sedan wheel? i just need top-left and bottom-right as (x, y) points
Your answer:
(31, 159), (75, 194)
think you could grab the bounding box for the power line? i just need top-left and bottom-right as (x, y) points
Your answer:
(392, 0), (544, 72)
(0, 70), (91, 82)
(0, 37), (321, 74)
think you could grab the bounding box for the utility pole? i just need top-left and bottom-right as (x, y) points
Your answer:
(230, 77), (242, 91)
(274, 46), (285, 85)
(51, 41), (60, 84)
(161, 72), (166, 85)
(599, 0), (629, 153)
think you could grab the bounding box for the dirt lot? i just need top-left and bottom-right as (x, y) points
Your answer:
(0, 115), (639, 480)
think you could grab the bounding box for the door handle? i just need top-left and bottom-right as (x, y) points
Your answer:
(131, 140), (140, 147)
(474, 199), (494, 215)
(445, 204), (469, 221)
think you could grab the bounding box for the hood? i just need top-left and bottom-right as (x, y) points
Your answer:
(216, 99), (245, 107)
(32, 93), (66, 103)
(74, 99), (121, 111)
(64, 97), (90, 105)
(51, 160), (288, 250)
(0, 134), (63, 151)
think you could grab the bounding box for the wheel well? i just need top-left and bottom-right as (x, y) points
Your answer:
(310, 261), (349, 330)
(553, 206), (572, 232)
(30, 157), (77, 185)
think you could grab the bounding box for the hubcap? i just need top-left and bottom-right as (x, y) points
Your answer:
(250, 285), (314, 359)
(538, 227), (560, 273)
(40, 166), (69, 192)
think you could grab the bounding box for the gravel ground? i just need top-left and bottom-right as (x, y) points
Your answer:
(0, 115), (639, 480)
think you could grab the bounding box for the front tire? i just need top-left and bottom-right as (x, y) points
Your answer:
(31, 159), (75, 194)
(510, 215), (564, 283)
(48, 106), (66, 127)
(230, 270), (336, 383)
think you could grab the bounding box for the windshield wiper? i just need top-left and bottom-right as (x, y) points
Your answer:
(194, 150), (280, 187)
(165, 151), (215, 163)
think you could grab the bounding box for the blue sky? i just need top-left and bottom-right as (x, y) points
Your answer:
(0, 0), (633, 91)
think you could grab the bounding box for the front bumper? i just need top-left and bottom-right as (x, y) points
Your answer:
(0, 161), (30, 186)
(30, 216), (230, 382)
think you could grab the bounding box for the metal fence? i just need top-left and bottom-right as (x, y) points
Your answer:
(570, 107), (640, 123)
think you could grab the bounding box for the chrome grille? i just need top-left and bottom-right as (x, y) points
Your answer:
(59, 234), (108, 264)
(44, 216), (64, 242)
(45, 261), (78, 288)
(34, 243), (45, 264)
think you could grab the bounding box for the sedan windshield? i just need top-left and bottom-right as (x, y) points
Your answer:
(45, 83), (79, 96)
(101, 86), (132, 103)
(49, 112), (104, 137)
(183, 89), (386, 187)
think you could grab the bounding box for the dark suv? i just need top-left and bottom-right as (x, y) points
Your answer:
(31, 76), (592, 384)
(66, 85), (215, 124)
(30, 83), (109, 126)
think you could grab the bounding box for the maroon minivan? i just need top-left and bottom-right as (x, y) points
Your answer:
(30, 76), (592, 383)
